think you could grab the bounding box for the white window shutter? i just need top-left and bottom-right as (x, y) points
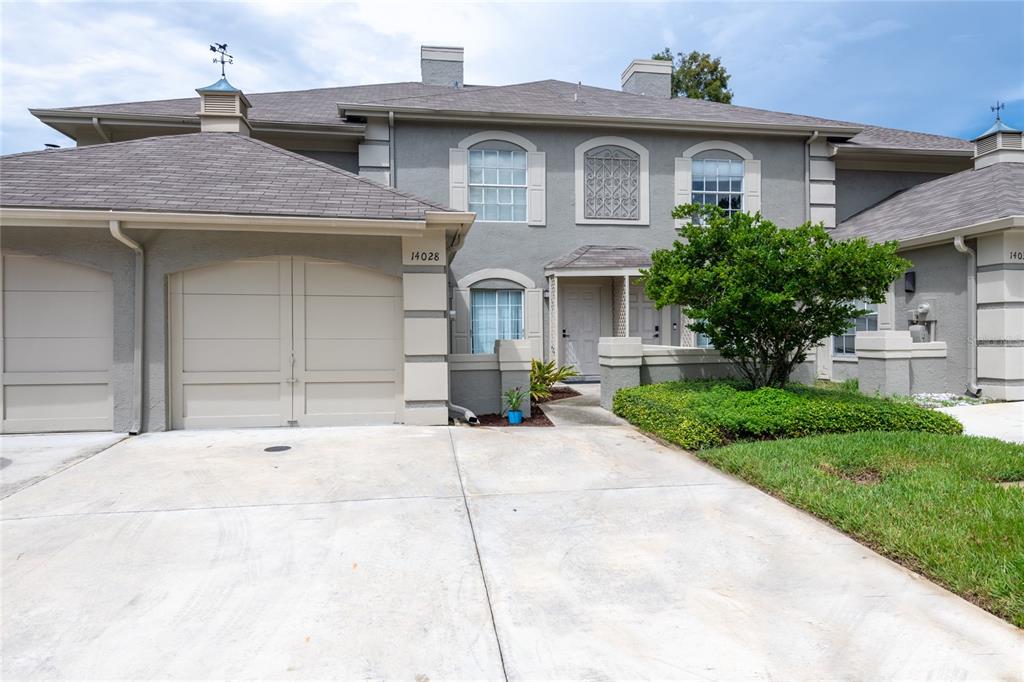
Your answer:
(451, 288), (471, 354)
(524, 288), (544, 359)
(745, 159), (762, 214)
(449, 148), (468, 211)
(673, 157), (692, 228)
(527, 151), (546, 226)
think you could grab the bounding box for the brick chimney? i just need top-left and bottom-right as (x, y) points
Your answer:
(621, 59), (672, 99)
(421, 45), (464, 87)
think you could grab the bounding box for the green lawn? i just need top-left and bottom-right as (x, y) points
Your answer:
(699, 432), (1024, 627)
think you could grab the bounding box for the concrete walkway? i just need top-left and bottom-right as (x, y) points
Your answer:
(939, 401), (1024, 443)
(540, 382), (626, 426)
(2, 424), (1021, 679)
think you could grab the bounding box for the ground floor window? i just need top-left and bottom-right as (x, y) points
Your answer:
(471, 289), (523, 354)
(833, 301), (878, 356)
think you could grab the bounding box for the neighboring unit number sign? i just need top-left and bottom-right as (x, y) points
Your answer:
(409, 250), (441, 262)
(1010, 250), (1024, 261)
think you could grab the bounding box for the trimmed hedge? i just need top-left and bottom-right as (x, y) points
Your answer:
(613, 380), (963, 450)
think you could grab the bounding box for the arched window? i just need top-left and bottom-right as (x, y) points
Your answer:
(692, 150), (744, 216)
(583, 145), (641, 220)
(468, 145), (528, 222)
(575, 136), (650, 225)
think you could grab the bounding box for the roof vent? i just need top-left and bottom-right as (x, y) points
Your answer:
(972, 103), (1023, 168)
(196, 77), (252, 135)
(421, 45), (464, 87)
(621, 59), (672, 99)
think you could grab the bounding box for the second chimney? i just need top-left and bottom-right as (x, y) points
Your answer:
(621, 59), (673, 98)
(421, 45), (464, 87)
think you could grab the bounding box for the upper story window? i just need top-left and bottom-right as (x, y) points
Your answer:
(833, 301), (878, 356)
(692, 155), (744, 216)
(583, 145), (641, 220)
(468, 149), (527, 222)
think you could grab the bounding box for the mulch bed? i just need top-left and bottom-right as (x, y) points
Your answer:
(534, 386), (581, 403)
(475, 404), (555, 427)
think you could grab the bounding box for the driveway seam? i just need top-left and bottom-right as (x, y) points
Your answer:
(0, 433), (129, 501)
(447, 426), (510, 682)
(0, 491), (464, 522)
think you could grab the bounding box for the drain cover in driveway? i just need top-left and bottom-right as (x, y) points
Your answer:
(264, 445), (291, 453)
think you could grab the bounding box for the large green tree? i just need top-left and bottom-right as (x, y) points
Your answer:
(643, 205), (909, 388)
(652, 48), (733, 103)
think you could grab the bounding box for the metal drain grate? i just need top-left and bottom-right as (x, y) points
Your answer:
(264, 445), (291, 453)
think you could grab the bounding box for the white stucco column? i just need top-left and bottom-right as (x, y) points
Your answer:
(402, 231), (449, 425)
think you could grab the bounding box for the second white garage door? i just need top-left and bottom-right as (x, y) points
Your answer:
(169, 256), (402, 429)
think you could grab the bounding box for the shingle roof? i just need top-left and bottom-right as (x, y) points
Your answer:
(0, 132), (453, 221)
(834, 162), (1024, 243)
(545, 245), (652, 270)
(42, 79), (971, 154)
(54, 82), (485, 126)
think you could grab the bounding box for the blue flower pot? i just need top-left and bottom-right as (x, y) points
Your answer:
(507, 410), (523, 425)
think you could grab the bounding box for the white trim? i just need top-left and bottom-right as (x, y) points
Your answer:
(621, 59), (673, 84)
(681, 140), (754, 160)
(574, 136), (650, 226)
(457, 268), (535, 289)
(546, 266), (645, 278)
(421, 46), (463, 62)
(457, 130), (538, 152)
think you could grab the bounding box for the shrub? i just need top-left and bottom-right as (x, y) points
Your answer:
(530, 359), (579, 402)
(613, 380), (962, 450)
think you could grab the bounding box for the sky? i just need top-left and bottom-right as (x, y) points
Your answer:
(1, 1), (1022, 155)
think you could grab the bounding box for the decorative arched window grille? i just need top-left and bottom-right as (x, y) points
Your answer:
(583, 145), (641, 220)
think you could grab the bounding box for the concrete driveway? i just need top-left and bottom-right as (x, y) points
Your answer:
(2, 424), (1021, 680)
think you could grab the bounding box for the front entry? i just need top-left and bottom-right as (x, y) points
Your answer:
(169, 256), (402, 429)
(560, 283), (602, 375)
(629, 280), (663, 345)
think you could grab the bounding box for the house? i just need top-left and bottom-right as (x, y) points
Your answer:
(1, 45), (1013, 434)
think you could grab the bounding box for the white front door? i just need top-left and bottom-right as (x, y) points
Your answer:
(560, 283), (601, 375)
(169, 256), (401, 429)
(629, 281), (662, 344)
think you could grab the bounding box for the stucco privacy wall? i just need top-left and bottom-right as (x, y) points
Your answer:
(2, 226), (136, 432)
(3, 226), (403, 432)
(395, 122), (809, 293)
(894, 243), (969, 394)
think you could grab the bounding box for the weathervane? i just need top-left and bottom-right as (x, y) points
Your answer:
(210, 43), (233, 78)
(992, 101), (1005, 122)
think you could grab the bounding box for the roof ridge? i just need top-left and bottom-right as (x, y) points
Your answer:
(233, 134), (452, 211)
(348, 78), (560, 107)
(0, 133), (174, 160)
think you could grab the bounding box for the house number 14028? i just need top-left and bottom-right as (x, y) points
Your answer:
(410, 251), (441, 262)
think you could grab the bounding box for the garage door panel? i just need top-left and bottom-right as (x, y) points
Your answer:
(304, 297), (397, 338)
(304, 261), (401, 297)
(182, 259), (284, 295)
(303, 381), (397, 423)
(4, 384), (111, 421)
(182, 294), (281, 339)
(182, 383), (282, 419)
(182, 339), (280, 373)
(4, 255), (112, 292)
(4, 291), (113, 338)
(2, 256), (114, 433)
(4, 338), (112, 373)
(305, 339), (398, 371)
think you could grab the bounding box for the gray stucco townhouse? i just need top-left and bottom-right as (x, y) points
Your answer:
(1, 45), (1020, 433)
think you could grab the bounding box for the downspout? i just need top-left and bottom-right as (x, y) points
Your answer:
(953, 236), (982, 397)
(109, 220), (144, 433)
(388, 111), (396, 187)
(804, 130), (819, 222)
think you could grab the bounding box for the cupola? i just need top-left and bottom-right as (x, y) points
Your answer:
(972, 104), (1023, 169)
(196, 77), (252, 135)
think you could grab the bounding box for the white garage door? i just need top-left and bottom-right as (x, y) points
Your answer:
(169, 256), (402, 429)
(1, 255), (114, 433)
